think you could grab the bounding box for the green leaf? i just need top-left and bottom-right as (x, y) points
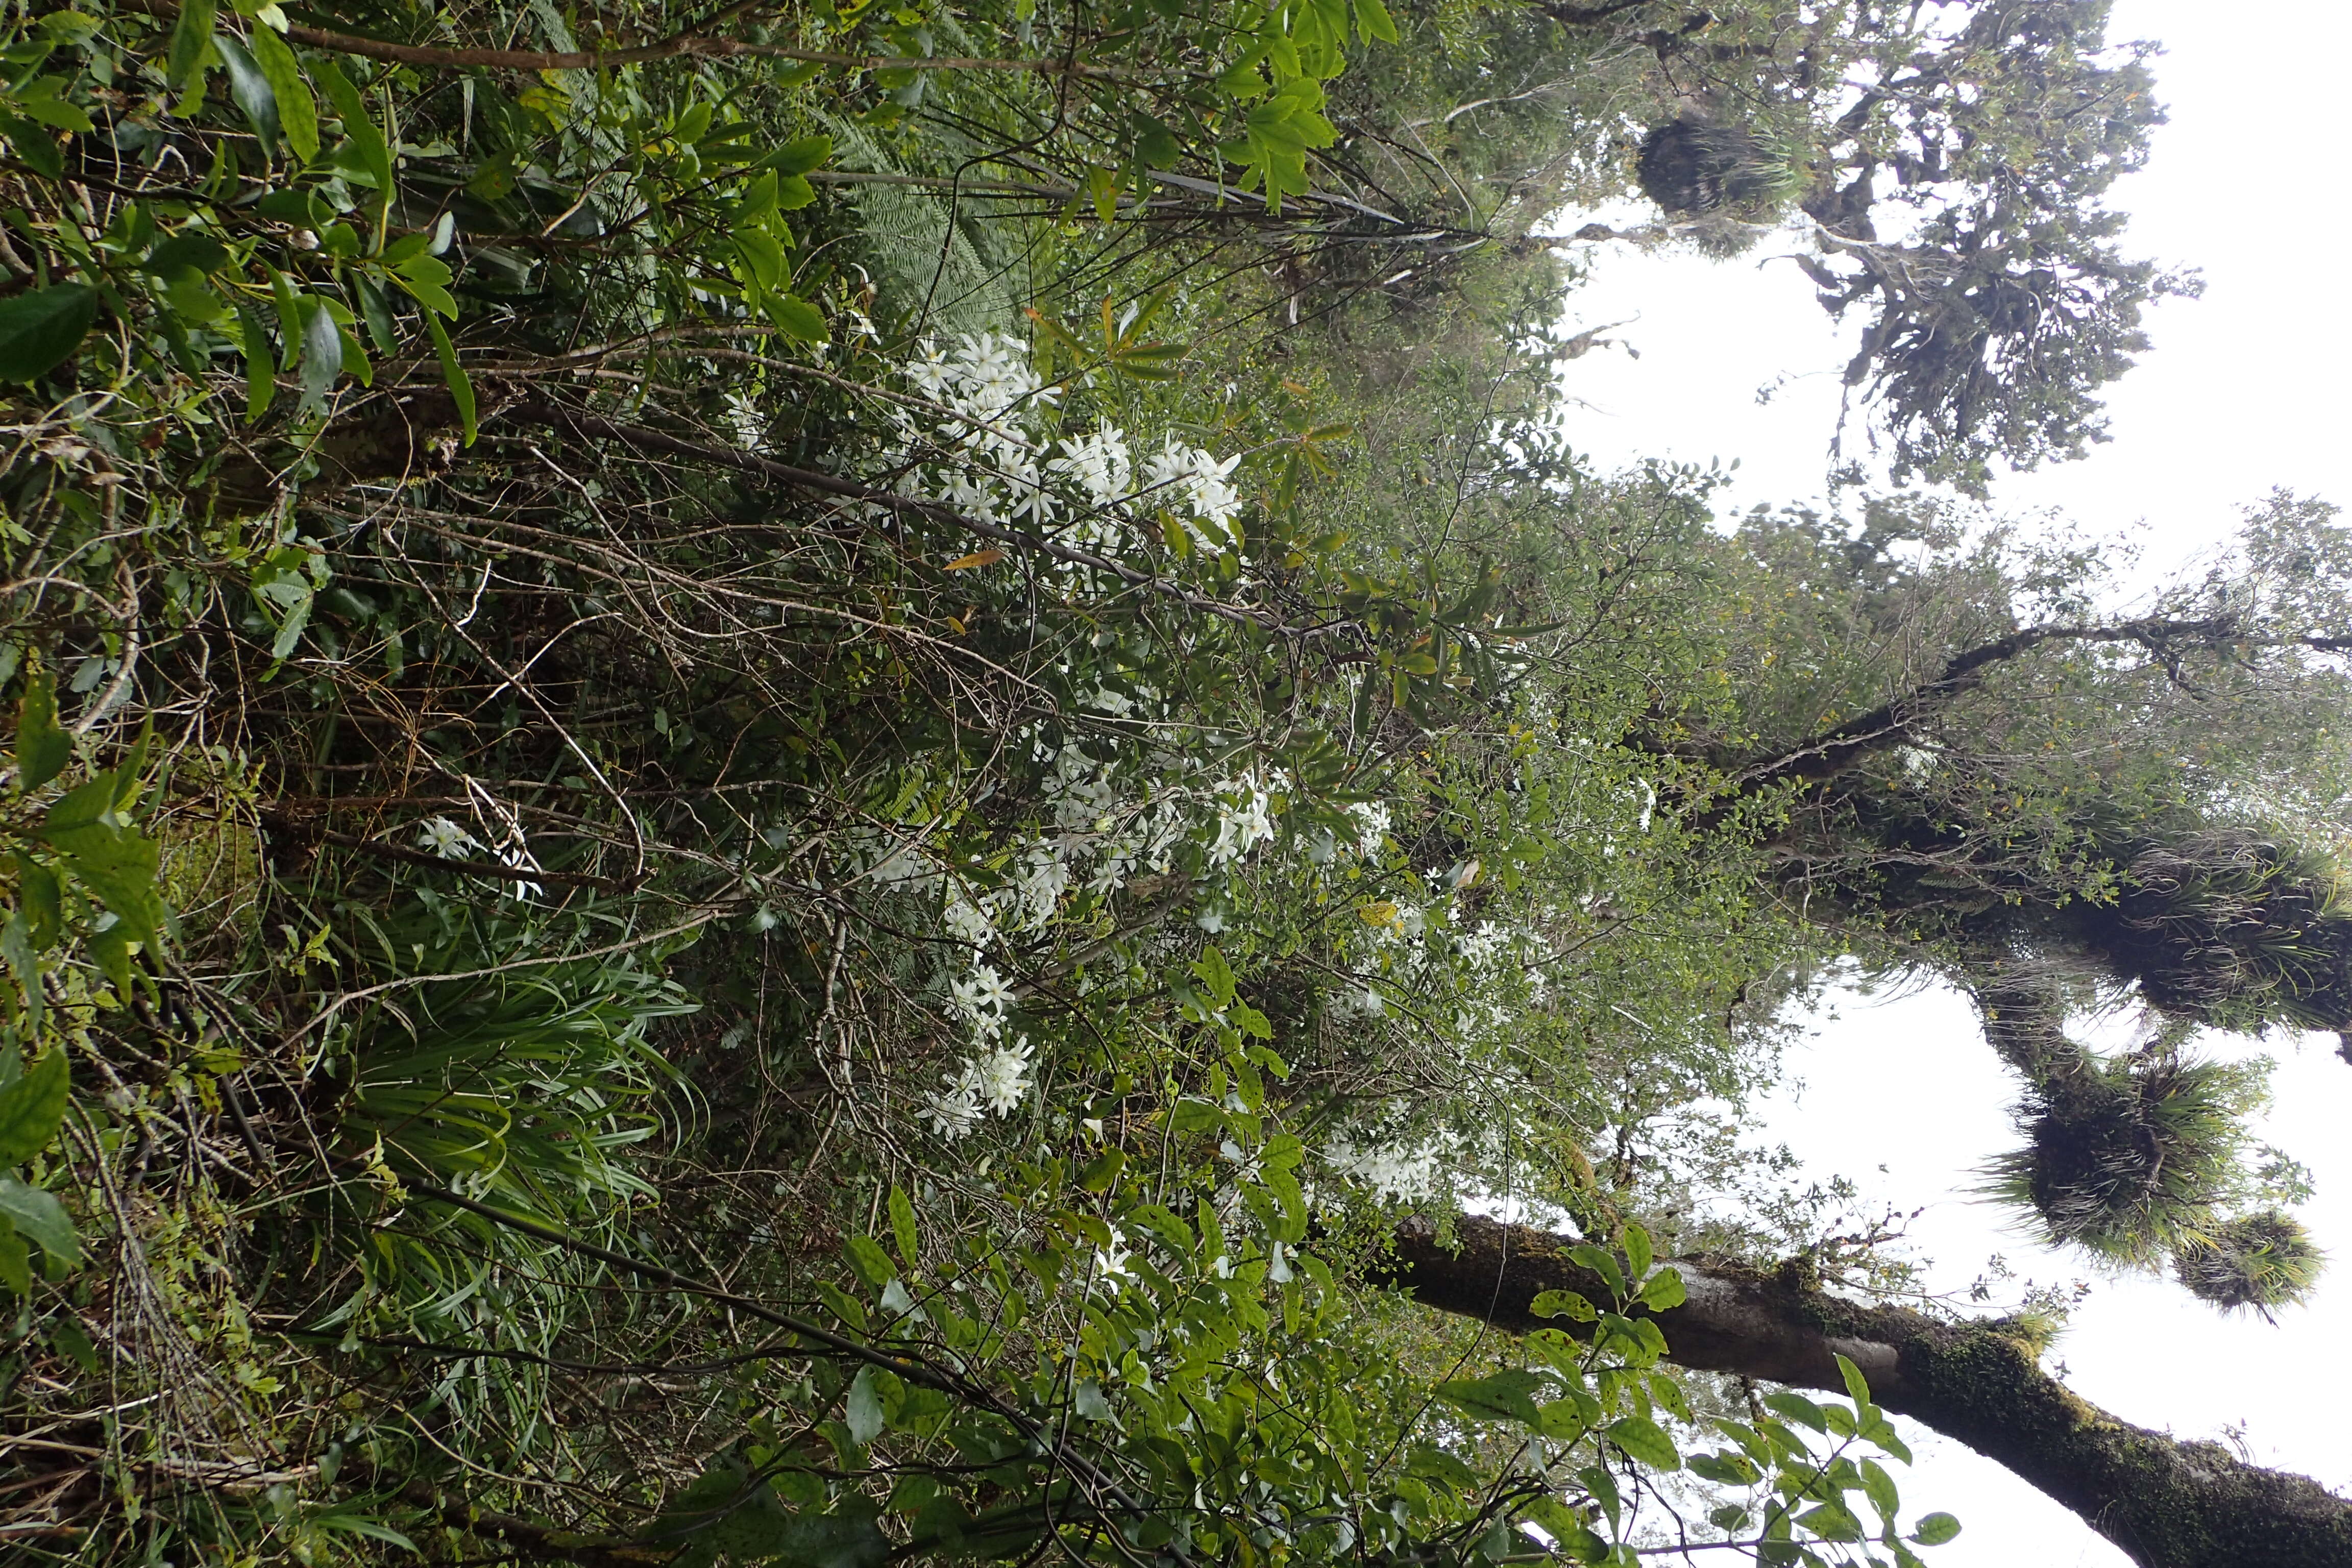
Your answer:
(1530, 1288), (1597, 1321)
(844, 1232), (894, 1292)
(1191, 944), (1237, 1008)
(1353, 0), (1398, 42)
(10, 80), (93, 134)
(1603, 1414), (1680, 1471)
(248, 25), (318, 163)
(765, 291), (828, 344)
(1434, 1367), (1547, 1425)
(0, 1219), (26, 1294)
(757, 134), (834, 177)
(420, 309), (476, 446)
(1623, 1222), (1653, 1279)
(0, 1049), (69, 1164)
(298, 296), (342, 400)
(1910, 1513), (1962, 1546)
(1859, 1458), (1900, 1521)
(314, 59), (391, 192)
(1836, 1352), (1874, 1409)
(1567, 1242), (1628, 1302)
(1076, 1146), (1124, 1193)
(14, 671), (69, 787)
(844, 1364), (885, 1445)
(1638, 1267), (1687, 1311)
(0, 112), (65, 180)
(0, 284), (97, 383)
(49, 822), (163, 948)
(166, 0), (217, 91)
(888, 1184), (919, 1268)
(1764, 1390), (1828, 1433)
(17, 858), (61, 951)
(1795, 1502), (1864, 1542)
(0, 1176), (76, 1265)
(213, 31), (280, 156)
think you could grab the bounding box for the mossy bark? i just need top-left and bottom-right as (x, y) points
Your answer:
(1383, 1215), (2352, 1568)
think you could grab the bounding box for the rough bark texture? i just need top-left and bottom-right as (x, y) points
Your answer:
(1383, 1215), (2352, 1568)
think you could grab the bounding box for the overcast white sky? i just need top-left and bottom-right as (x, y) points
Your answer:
(1538, 2), (2352, 1562)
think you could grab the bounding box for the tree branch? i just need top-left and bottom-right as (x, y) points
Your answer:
(1381, 1214), (2352, 1568)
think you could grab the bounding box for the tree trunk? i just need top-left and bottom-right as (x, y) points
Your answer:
(1382, 1215), (2352, 1568)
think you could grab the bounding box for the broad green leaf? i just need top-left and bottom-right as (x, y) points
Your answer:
(47, 823), (163, 948)
(1795, 1502), (1864, 1541)
(1567, 1242), (1628, 1301)
(1764, 1390), (1829, 1433)
(0, 112), (65, 180)
(889, 1184), (919, 1267)
(1434, 1367), (1546, 1425)
(760, 134), (834, 178)
(1623, 1222), (1653, 1278)
(1604, 1414), (1680, 1471)
(1191, 944), (1237, 1007)
(0, 1219), (26, 1294)
(14, 670), (69, 787)
(1076, 1146), (1124, 1192)
(1860, 1457), (1900, 1520)
(844, 1232), (894, 1292)
(844, 1364), (885, 1444)
(1530, 1288), (1597, 1321)
(17, 858), (61, 950)
(421, 309), (476, 446)
(0, 1049), (69, 1164)
(0, 1175), (76, 1265)
(766, 292), (828, 344)
(166, 0), (217, 91)
(1836, 1352), (1874, 1409)
(249, 24), (318, 163)
(213, 31), (280, 156)
(299, 297), (342, 400)
(0, 284), (97, 383)
(1638, 1267), (1687, 1311)
(1911, 1512), (1962, 1546)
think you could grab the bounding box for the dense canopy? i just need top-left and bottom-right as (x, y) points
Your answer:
(1, 2), (2347, 1567)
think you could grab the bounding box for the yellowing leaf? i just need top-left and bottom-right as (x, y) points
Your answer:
(943, 550), (1004, 571)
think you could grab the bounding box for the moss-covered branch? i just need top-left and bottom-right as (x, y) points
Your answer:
(1382, 1215), (2352, 1568)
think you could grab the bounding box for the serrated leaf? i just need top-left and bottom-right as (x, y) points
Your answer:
(0, 284), (97, 383)
(0, 1049), (68, 1165)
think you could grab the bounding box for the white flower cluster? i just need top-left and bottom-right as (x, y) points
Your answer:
(894, 332), (1245, 558)
(1324, 1132), (1452, 1203)
(1208, 773), (1278, 866)
(926, 1033), (1036, 1140)
(1346, 800), (1392, 858)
